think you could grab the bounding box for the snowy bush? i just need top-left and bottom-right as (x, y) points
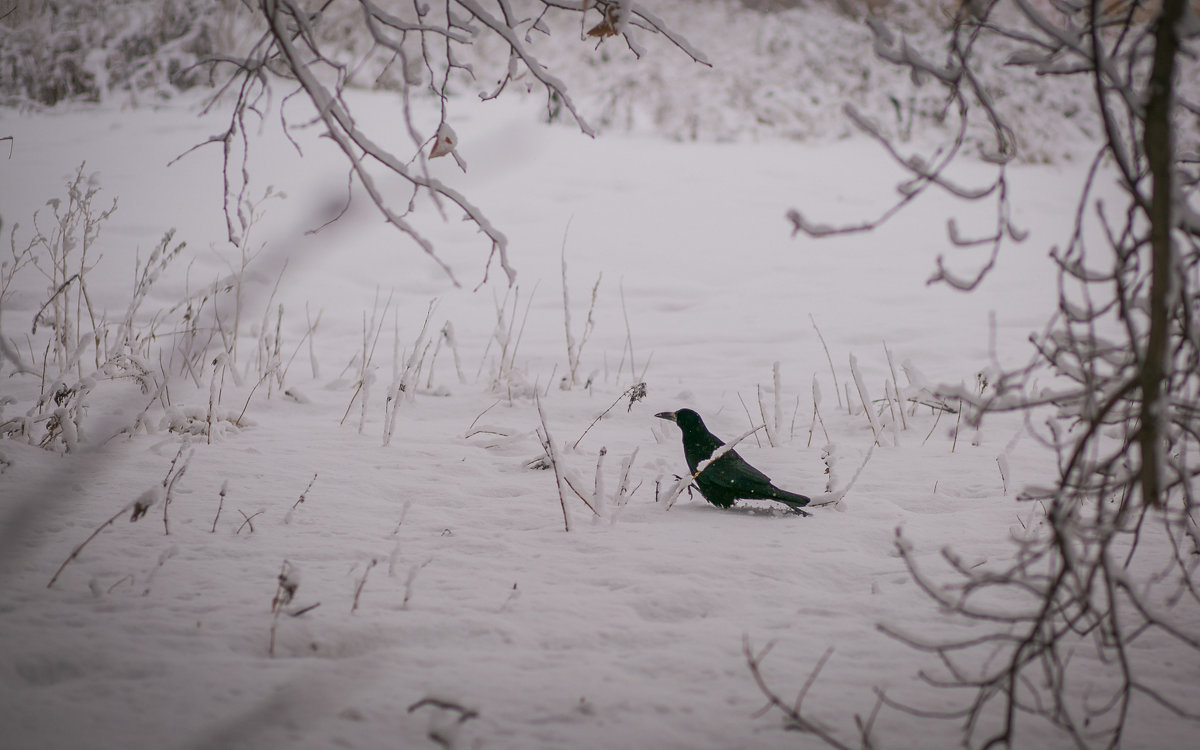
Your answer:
(5, 0), (1172, 163)
(457, 0), (1130, 161)
(0, 0), (235, 106)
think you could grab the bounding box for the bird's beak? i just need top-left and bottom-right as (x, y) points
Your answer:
(654, 411), (677, 422)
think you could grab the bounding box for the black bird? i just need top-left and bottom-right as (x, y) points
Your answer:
(656, 408), (812, 515)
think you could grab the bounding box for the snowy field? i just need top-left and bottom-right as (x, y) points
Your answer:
(1, 82), (1197, 750)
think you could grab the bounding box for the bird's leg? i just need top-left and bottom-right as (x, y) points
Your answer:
(672, 474), (698, 501)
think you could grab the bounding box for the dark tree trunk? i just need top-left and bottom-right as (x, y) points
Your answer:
(1139, 0), (1186, 507)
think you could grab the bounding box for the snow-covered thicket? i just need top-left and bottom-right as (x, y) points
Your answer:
(0, 0), (240, 106)
(5, 0), (1178, 163)
(465, 0), (1114, 161)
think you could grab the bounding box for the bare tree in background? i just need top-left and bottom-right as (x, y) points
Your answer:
(761, 1), (1200, 747)
(191, 0), (708, 287)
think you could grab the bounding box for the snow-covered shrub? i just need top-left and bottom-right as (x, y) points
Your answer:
(459, 0), (1108, 161)
(6, 0), (1184, 165)
(0, 0), (237, 106)
(2, 0), (1133, 164)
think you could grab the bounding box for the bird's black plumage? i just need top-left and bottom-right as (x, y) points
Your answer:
(656, 409), (812, 516)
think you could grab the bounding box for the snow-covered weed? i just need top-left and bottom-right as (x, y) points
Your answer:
(428, 321), (466, 389)
(33, 377), (93, 453)
(114, 229), (187, 361)
(613, 280), (647, 388)
(158, 440), (193, 535)
(19, 181), (311, 452)
(0, 167), (291, 454)
(283, 473), (318, 525)
(755, 361), (785, 447)
(159, 403), (247, 440)
(559, 237), (601, 391)
(384, 299), (440, 446)
(268, 560), (299, 657)
(350, 558), (378, 614)
(482, 283), (538, 397)
(210, 479), (229, 533)
(534, 392), (584, 531)
(26, 163), (116, 380)
(339, 290), (391, 434)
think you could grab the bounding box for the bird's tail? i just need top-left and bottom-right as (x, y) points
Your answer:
(768, 488), (812, 516)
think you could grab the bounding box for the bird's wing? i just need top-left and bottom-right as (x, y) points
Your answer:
(700, 451), (776, 492)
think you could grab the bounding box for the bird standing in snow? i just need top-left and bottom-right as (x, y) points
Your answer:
(656, 409), (812, 516)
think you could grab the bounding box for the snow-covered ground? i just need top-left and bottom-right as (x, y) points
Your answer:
(1, 73), (1197, 750)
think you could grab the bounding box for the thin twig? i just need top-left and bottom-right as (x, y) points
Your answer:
(293, 472), (318, 509)
(535, 392), (571, 531)
(211, 480), (228, 533)
(572, 382), (646, 450)
(351, 558), (378, 613)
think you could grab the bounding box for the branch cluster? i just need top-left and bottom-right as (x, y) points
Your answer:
(193, 1), (704, 286)
(790, 4), (1200, 747)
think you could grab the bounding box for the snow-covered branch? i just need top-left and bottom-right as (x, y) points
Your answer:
(192, 0), (706, 286)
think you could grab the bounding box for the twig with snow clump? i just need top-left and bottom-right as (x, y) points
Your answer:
(572, 381), (646, 450)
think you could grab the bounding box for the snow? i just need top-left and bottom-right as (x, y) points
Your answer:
(1, 79), (1198, 750)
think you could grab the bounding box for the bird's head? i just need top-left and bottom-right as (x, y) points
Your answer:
(655, 408), (705, 431)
